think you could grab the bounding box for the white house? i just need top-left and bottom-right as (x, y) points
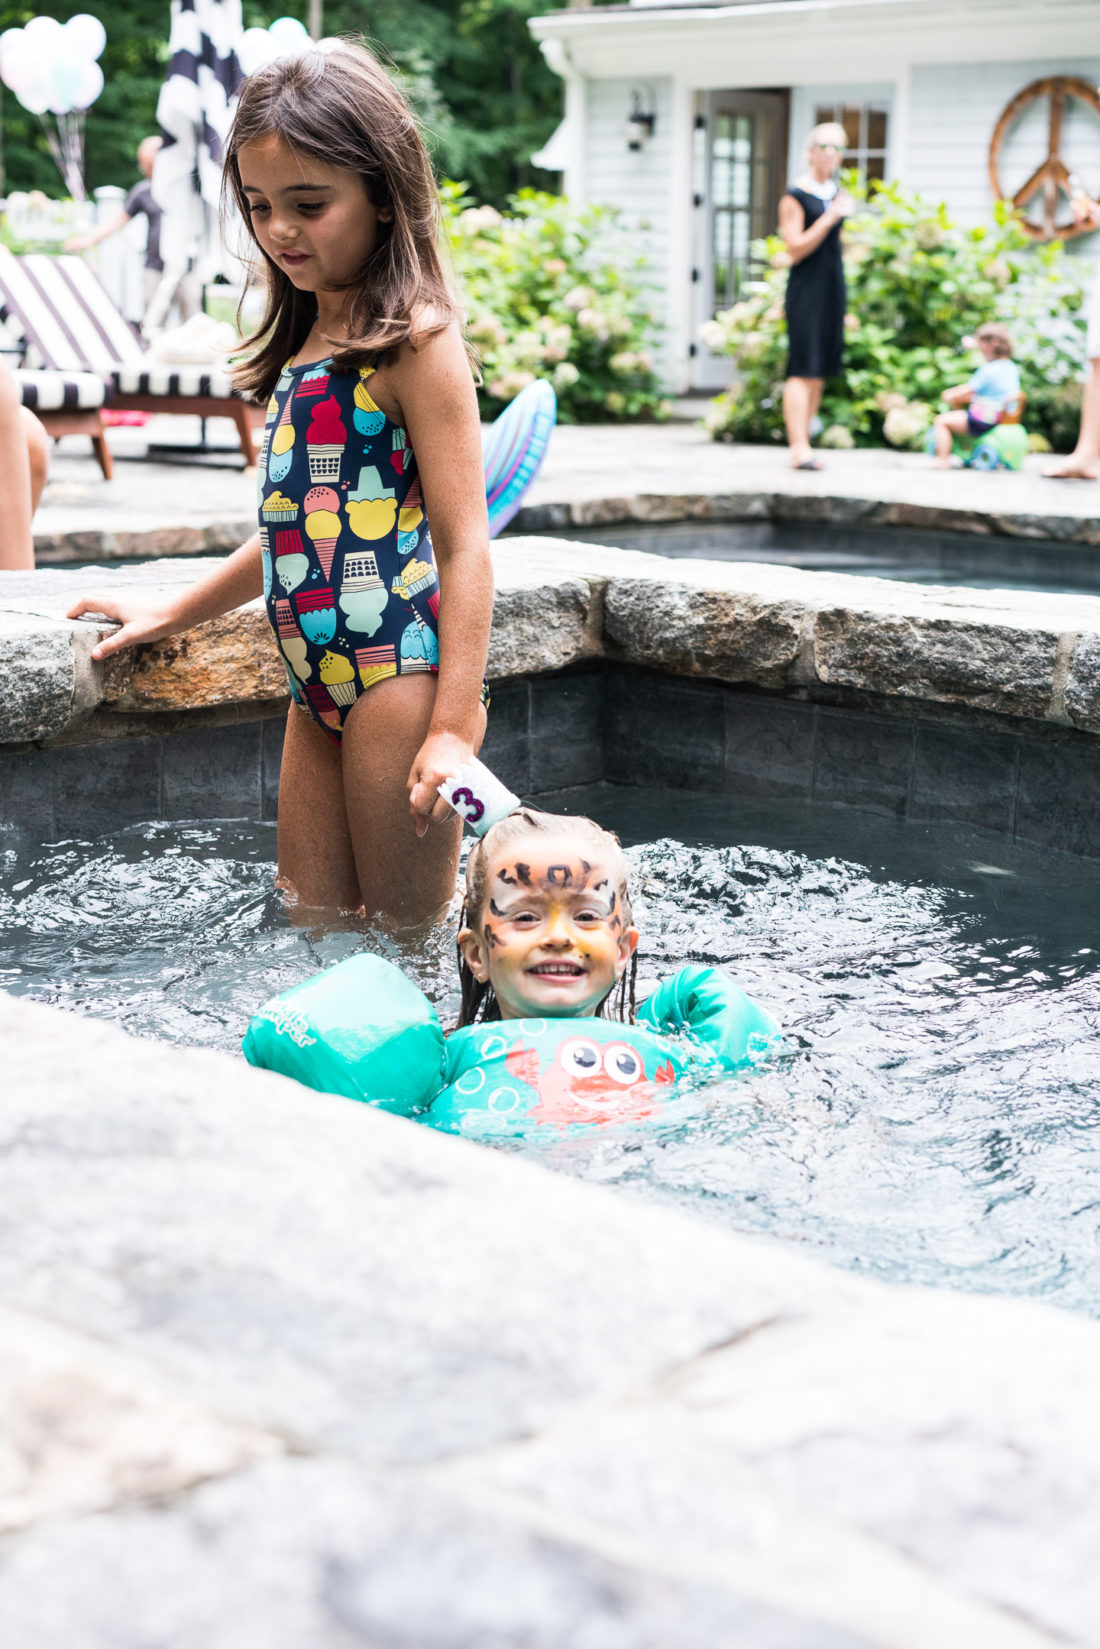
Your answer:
(528, 0), (1100, 389)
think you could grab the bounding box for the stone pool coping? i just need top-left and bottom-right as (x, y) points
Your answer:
(3, 986), (1100, 1646)
(3, 538), (1099, 747)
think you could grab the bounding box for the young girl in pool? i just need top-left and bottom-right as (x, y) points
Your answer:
(67, 42), (492, 927)
(245, 806), (781, 1136)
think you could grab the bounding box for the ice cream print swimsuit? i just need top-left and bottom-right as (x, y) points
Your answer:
(257, 359), (444, 741)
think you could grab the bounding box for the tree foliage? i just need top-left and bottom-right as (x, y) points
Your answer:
(0, 0), (565, 206)
(703, 178), (1089, 454)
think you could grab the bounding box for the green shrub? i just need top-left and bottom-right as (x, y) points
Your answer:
(703, 178), (1088, 451)
(444, 185), (668, 423)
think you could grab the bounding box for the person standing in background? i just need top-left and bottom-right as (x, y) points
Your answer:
(1044, 193), (1100, 481)
(65, 136), (200, 321)
(777, 122), (853, 470)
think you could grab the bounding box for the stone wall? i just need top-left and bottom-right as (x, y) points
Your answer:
(2, 540), (1099, 851)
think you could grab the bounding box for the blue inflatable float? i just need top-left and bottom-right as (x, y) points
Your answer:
(482, 379), (557, 539)
(243, 954), (780, 1139)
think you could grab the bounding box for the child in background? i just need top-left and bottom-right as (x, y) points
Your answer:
(68, 42), (493, 927)
(245, 806), (780, 1138)
(931, 323), (1021, 469)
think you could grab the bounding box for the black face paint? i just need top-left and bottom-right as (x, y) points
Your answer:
(514, 863), (531, 886)
(488, 898), (505, 917)
(497, 866), (518, 887)
(483, 922), (499, 949)
(609, 915), (622, 934)
(608, 889), (617, 913)
(546, 865), (573, 887)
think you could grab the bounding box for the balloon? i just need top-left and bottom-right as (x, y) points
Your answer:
(23, 16), (64, 51)
(51, 56), (84, 110)
(0, 48), (33, 93)
(268, 16), (311, 51)
(72, 60), (103, 110)
(0, 27), (25, 65)
(238, 26), (276, 77)
(64, 13), (107, 62)
(19, 86), (52, 115)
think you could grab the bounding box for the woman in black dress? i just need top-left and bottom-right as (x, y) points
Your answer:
(778, 122), (853, 469)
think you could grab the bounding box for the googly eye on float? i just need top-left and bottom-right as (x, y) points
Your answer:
(559, 1037), (601, 1077)
(603, 1044), (643, 1085)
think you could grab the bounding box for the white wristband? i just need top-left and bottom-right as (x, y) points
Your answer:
(439, 758), (521, 836)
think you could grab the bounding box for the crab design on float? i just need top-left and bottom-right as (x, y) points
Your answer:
(502, 1035), (675, 1130)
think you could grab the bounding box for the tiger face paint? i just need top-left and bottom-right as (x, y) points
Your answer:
(457, 831), (638, 1020)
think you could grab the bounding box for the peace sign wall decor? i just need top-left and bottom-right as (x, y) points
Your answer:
(989, 76), (1100, 242)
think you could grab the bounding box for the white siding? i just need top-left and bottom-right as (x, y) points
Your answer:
(582, 76), (676, 372)
(907, 58), (1100, 269)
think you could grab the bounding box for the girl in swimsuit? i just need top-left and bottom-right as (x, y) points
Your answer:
(68, 41), (493, 927)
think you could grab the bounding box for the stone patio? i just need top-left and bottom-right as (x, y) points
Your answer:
(30, 416), (1100, 563)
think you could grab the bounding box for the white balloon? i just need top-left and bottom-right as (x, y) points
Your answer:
(19, 86), (52, 115)
(0, 27), (25, 65)
(238, 26), (276, 77)
(64, 13), (107, 63)
(268, 16), (311, 51)
(23, 16), (64, 51)
(72, 60), (103, 111)
(0, 46), (32, 92)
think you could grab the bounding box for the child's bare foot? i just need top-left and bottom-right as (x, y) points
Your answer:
(1042, 457), (1099, 480)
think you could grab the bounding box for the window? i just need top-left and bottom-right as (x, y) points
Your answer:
(814, 101), (889, 185)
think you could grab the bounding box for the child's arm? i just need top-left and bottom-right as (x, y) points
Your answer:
(941, 383), (972, 407)
(637, 965), (781, 1069)
(391, 321), (494, 836)
(66, 532), (265, 662)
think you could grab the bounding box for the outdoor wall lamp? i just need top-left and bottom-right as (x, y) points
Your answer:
(625, 88), (656, 151)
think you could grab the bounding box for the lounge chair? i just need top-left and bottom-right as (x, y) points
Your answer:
(0, 248), (261, 475)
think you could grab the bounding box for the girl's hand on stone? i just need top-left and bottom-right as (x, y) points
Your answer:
(66, 595), (179, 662)
(408, 731), (475, 839)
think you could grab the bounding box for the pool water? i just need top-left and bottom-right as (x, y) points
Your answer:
(2, 784), (1099, 1314)
(544, 518), (1100, 597)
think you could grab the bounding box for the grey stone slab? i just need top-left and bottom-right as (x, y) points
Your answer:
(0, 612), (75, 743)
(0, 747), (55, 835)
(605, 673), (725, 791)
(529, 673), (605, 793)
(51, 736), (163, 836)
(161, 722), (264, 822)
(813, 607), (1062, 721)
(1065, 633), (1100, 734)
(909, 723), (1019, 832)
(0, 1304), (278, 1534)
(1015, 737), (1100, 859)
(603, 573), (805, 690)
(725, 694), (816, 800)
(262, 712), (286, 823)
(0, 992), (830, 1469)
(480, 681), (531, 797)
(0, 1456), (877, 1649)
(813, 709), (913, 817)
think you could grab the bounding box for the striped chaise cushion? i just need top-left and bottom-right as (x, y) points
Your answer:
(0, 249), (236, 402)
(16, 369), (106, 412)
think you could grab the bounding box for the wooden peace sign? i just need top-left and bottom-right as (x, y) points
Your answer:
(989, 76), (1100, 242)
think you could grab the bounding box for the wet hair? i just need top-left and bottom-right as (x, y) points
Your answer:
(975, 322), (1013, 359)
(224, 39), (462, 403)
(456, 808), (638, 1028)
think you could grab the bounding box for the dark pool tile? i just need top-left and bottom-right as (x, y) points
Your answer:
(813, 708), (913, 816)
(910, 723), (1018, 832)
(52, 738), (163, 836)
(163, 723), (264, 821)
(724, 695), (816, 799)
(605, 674), (725, 790)
(1015, 738), (1100, 858)
(262, 714), (286, 822)
(481, 682), (531, 796)
(0, 748), (56, 835)
(530, 674), (604, 793)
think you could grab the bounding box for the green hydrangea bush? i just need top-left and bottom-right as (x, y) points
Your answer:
(703, 179), (1088, 451)
(444, 185), (668, 423)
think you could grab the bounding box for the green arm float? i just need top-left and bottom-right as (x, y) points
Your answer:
(636, 964), (780, 1069)
(243, 953), (445, 1116)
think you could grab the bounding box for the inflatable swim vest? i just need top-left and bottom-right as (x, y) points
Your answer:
(243, 954), (780, 1138)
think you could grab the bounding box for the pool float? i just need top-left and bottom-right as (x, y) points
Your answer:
(243, 954), (780, 1139)
(482, 379), (557, 539)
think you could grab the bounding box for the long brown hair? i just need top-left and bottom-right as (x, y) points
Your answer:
(456, 808), (639, 1029)
(224, 39), (462, 403)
